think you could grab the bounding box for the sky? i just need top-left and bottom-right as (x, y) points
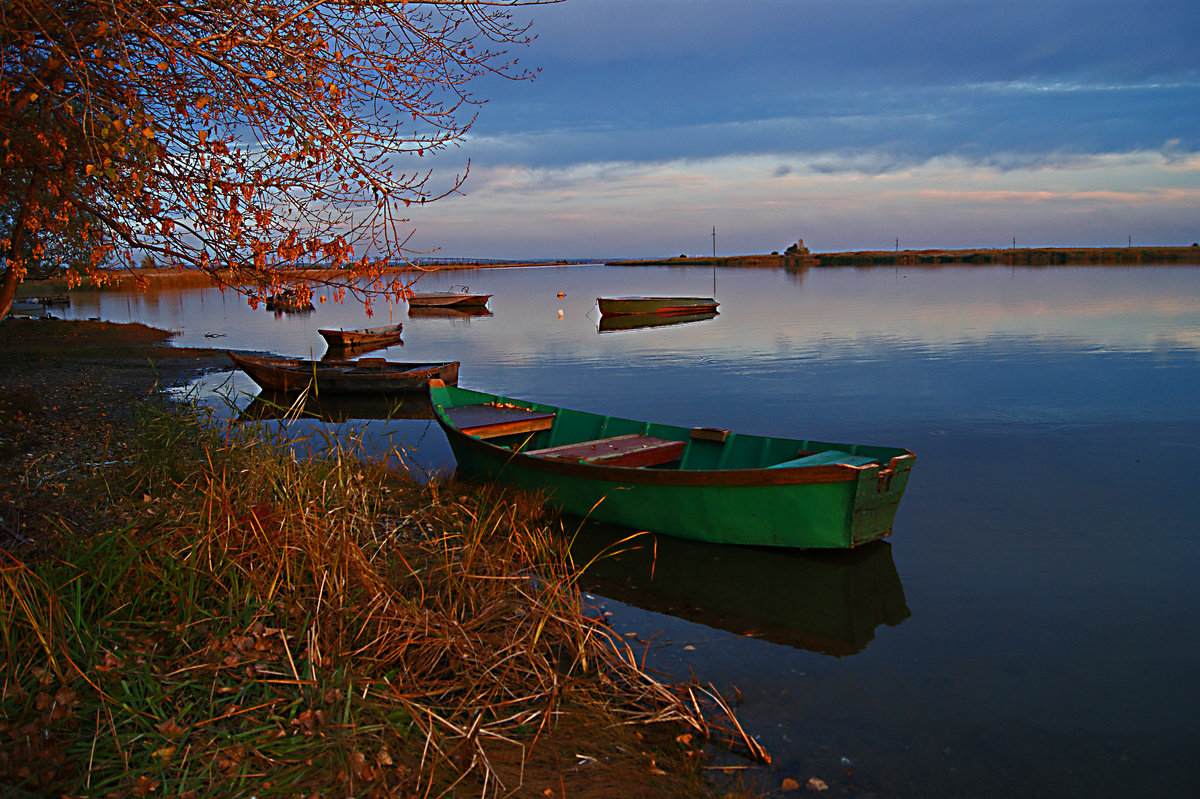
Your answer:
(402, 0), (1200, 260)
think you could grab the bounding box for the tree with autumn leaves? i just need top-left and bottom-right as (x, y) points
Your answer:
(0, 0), (550, 318)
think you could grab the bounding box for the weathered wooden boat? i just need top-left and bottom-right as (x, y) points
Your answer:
(26, 295), (70, 306)
(429, 382), (915, 549)
(597, 309), (718, 333)
(407, 285), (491, 308)
(8, 300), (45, 315)
(8, 295), (70, 315)
(317, 323), (403, 349)
(265, 289), (314, 312)
(597, 296), (719, 316)
(230, 352), (458, 394)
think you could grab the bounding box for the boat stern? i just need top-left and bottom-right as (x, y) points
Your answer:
(848, 453), (916, 545)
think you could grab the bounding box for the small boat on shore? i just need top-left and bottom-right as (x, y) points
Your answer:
(27, 295), (70, 306)
(8, 300), (45, 315)
(8, 295), (70, 316)
(429, 381), (915, 549)
(230, 352), (458, 394)
(317, 323), (403, 350)
(407, 285), (491, 309)
(597, 296), (719, 316)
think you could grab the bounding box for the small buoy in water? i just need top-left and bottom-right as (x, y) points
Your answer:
(557, 309), (564, 318)
(557, 291), (566, 298)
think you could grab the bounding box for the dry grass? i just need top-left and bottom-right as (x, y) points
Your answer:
(1, 398), (764, 798)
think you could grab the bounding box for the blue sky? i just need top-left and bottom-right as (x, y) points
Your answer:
(403, 0), (1199, 259)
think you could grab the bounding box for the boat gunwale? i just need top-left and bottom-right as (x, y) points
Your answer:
(440, 425), (913, 488)
(430, 386), (914, 489)
(231, 352), (449, 373)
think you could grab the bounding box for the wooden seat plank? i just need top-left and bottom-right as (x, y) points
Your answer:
(445, 404), (556, 439)
(527, 434), (685, 467)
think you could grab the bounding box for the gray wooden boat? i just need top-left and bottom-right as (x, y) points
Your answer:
(230, 352), (458, 394)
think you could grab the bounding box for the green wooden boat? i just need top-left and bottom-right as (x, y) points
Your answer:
(429, 382), (915, 549)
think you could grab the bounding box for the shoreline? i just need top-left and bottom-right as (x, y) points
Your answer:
(609, 245), (1200, 269)
(18, 246), (1199, 297)
(0, 318), (750, 798)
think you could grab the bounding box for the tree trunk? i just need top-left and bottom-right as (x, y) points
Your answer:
(0, 260), (21, 320)
(0, 175), (43, 319)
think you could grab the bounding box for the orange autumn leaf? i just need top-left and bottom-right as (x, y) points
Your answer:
(155, 717), (186, 736)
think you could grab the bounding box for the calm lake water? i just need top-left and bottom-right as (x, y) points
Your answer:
(56, 263), (1200, 797)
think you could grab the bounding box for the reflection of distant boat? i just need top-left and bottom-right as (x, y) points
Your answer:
(319, 338), (404, 360)
(572, 528), (910, 656)
(229, 352), (458, 394)
(407, 285), (491, 308)
(318, 323), (403, 351)
(239, 390), (435, 422)
(598, 310), (718, 333)
(407, 305), (494, 320)
(597, 296), (719, 316)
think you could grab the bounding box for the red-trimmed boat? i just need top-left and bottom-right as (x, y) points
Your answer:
(597, 296), (719, 316)
(429, 381), (915, 549)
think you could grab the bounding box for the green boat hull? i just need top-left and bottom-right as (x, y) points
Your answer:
(430, 384), (915, 549)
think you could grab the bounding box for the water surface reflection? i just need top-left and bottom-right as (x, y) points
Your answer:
(67, 263), (1200, 797)
(572, 527), (909, 656)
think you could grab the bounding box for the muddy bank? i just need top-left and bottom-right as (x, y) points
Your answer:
(0, 318), (228, 550)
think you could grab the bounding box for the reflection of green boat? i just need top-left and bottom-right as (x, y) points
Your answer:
(597, 309), (718, 333)
(239, 390), (435, 422)
(573, 529), (910, 656)
(429, 382), (915, 549)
